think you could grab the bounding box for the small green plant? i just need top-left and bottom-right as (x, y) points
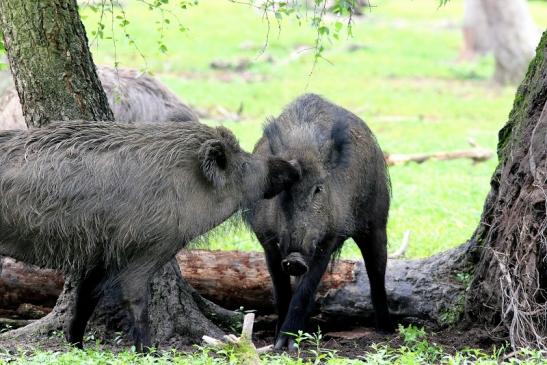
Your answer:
(456, 271), (473, 288)
(284, 330), (307, 359)
(397, 324), (444, 364)
(399, 324), (427, 344)
(284, 328), (336, 363)
(439, 294), (466, 326)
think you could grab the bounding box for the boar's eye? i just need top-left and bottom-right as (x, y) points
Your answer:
(314, 184), (324, 196)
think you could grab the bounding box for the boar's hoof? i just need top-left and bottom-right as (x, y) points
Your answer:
(274, 334), (297, 351)
(281, 252), (308, 276)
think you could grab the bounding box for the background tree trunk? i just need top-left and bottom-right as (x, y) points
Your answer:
(478, 0), (539, 84)
(465, 31), (547, 349)
(0, 0), (234, 350)
(460, 0), (492, 61)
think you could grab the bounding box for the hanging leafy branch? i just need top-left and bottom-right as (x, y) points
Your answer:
(231, 0), (362, 61)
(82, 0), (198, 63)
(81, 0), (361, 69)
(0, 1), (363, 72)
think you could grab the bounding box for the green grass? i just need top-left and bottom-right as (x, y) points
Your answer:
(77, 0), (547, 258)
(2, 325), (546, 364)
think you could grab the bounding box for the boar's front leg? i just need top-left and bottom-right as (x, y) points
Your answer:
(275, 240), (340, 350)
(258, 234), (292, 337)
(65, 263), (106, 348)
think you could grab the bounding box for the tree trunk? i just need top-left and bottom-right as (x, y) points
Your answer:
(0, 0), (230, 350)
(465, 31), (547, 349)
(479, 0), (539, 84)
(0, 0), (113, 126)
(460, 0), (492, 61)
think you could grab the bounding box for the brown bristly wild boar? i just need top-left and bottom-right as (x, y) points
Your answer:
(245, 93), (393, 350)
(0, 121), (300, 351)
(0, 65), (198, 129)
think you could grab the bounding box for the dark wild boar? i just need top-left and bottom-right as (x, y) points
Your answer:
(245, 94), (393, 349)
(0, 65), (198, 129)
(0, 121), (300, 351)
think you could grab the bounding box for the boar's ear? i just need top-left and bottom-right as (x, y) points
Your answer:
(264, 158), (301, 199)
(198, 139), (227, 188)
(264, 119), (285, 155)
(325, 120), (351, 169)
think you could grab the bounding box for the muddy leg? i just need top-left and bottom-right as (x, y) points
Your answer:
(354, 228), (394, 332)
(119, 275), (152, 352)
(275, 240), (339, 350)
(65, 264), (106, 348)
(259, 236), (292, 338)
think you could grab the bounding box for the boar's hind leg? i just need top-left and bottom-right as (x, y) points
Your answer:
(66, 264), (106, 348)
(354, 228), (394, 332)
(119, 268), (153, 352)
(275, 242), (339, 350)
(261, 240), (292, 337)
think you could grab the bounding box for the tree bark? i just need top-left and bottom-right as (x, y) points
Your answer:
(0, 0), (113, 126)
(0, 0), (229, 349)
(465, 31), (547, 349)
(179, 248), (470, 326)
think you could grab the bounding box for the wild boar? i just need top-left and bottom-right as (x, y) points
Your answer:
(0, 120), (300, 351)
(245, 94), (393, 349)
(0, 65), (198, 129)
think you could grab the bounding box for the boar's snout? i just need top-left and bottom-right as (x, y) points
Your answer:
(281, 252), (309, 276)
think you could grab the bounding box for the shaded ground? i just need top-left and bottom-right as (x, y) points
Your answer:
(0, 315), (502, 360)
(253, 324), (501, 359)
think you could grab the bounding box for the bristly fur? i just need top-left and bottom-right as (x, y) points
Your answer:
(264, 117), (285, 155)
(0, 65), (199, 130)
(263, 94), (353, 169)
(329, 119), (352, 169)
(0, 120), (281, 279)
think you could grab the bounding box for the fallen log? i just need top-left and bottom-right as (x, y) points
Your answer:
(177, 247), (469, 325)
(0, 257), (63, 310)
(0, 246), (470, 326)
(0, 317), (34, 329)
(384, 147), (493, 166)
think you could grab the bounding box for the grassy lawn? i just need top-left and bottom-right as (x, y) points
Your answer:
(81, 0), (547, 259)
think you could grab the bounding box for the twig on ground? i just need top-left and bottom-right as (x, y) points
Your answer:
(202, 313), (271, 365)
(389, 230), (411, 259)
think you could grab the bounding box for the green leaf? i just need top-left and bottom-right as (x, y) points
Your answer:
(318, 25), (329, 35)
